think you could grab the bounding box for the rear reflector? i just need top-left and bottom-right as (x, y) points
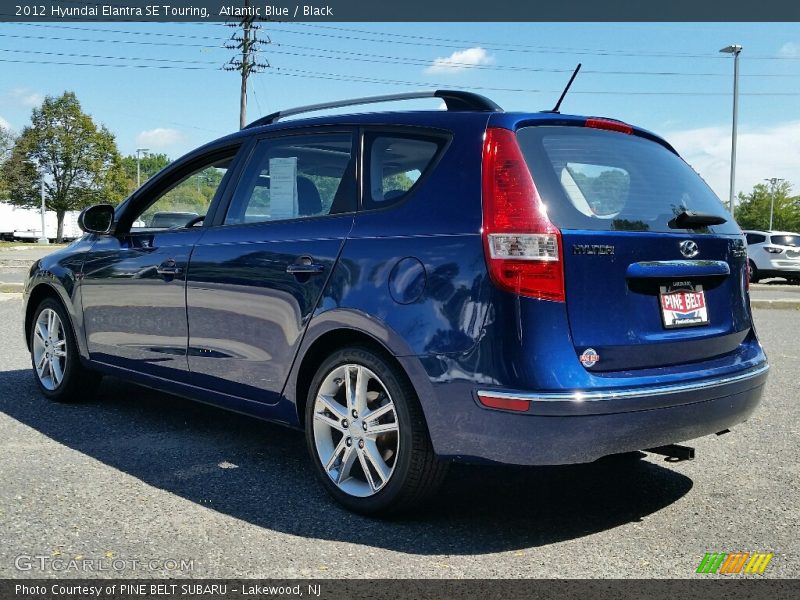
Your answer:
(477, 393), (530, 413)
(481, 127), (565, 302)
(585, 117), (633, 135)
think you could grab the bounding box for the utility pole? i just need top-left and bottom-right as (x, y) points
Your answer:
(764, 177), (785, 231)
(224, 0), (269, 129)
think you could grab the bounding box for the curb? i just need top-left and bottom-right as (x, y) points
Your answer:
(750, 299), (800, 310)
(0, 283), (23, 293)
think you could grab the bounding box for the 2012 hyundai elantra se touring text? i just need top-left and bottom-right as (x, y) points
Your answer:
(22, 91), (769, 514)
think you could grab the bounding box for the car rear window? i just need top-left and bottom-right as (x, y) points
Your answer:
(770, 234), (800, 246)
(516, 126), (739, 234)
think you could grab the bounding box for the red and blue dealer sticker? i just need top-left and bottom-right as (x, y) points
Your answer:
(660, 282), (709, 329)
(580, 348), (600, 368)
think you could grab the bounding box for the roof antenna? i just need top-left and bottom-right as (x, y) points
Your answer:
(549, 63), (582, 113)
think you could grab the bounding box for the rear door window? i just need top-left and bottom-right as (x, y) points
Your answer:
(364, 133), (445, 209)
(516, 126), (738, 234)
(224, 132), (355, 225)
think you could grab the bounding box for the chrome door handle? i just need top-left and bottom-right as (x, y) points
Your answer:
(156, 260), (183, 276)
(286, 257), (325, 275)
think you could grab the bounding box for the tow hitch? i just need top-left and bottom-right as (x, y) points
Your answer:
(646, 444), (695, 461)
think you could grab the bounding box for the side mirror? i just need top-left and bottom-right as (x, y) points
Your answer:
(78, 204), (115, 234)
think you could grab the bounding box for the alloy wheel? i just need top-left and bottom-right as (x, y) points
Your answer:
(312, 364), (400, 498)
(32, 308), (68, 391)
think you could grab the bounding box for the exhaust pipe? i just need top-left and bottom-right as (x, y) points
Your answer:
(646, 444), (695, 461)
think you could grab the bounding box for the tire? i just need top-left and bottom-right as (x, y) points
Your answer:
(748, 260), (760, 283)
(29, 297), (100, 402)
(305, 345), (448, 515)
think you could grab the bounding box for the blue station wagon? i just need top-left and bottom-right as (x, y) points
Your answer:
(23, 91), (768, 514)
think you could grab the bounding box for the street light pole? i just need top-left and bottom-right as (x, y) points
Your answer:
(136, 147), (149, 188)
(720, 44), (742, 215)
(37, 172), (48, 245)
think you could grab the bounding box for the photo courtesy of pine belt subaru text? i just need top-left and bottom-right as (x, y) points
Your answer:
(22, 90), (768, 515)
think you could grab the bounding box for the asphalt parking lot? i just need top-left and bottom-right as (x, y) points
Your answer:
(0, 292), (797, 579)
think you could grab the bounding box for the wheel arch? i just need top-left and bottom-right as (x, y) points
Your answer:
(24, 282), (82, 355)
(287, 314), (436, 433)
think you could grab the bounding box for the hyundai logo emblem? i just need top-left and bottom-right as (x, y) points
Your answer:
(680, 240), (699, 258)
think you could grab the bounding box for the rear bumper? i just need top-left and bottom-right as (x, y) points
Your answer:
(422, 362), (768, 465)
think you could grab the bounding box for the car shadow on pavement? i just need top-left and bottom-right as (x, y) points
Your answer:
(0, 368), (693, 555)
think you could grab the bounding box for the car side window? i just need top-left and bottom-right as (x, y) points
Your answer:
(364, 133), (443, 210)
(746, 233), (765, 245)
(224, 132), (355, 225)
(130, 155), (235, 231)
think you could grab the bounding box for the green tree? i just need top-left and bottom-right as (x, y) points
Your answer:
(0, 92), (127, 241)
(121, 152), (171, 194)
(0, 124), (15, 196)
(735, 181), (800, 232)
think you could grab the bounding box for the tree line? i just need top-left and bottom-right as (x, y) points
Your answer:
(0, 92), (174, 241)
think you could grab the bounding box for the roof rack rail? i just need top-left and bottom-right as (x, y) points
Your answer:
(244, 90), (502, 129)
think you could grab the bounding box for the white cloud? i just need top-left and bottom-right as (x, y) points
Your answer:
(665, 121), (800, 199)
(778, 42), (800, 58)
(135, 128), (185, 148)
(0, 115), (11, 131)
(425, 47), (493, 74)
(9, 88), (44, 108)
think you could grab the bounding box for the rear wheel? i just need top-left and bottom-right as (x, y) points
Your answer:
(30, 298), (100, 402)
(748, 260), (760, 283)
(305, 346), (447, 515)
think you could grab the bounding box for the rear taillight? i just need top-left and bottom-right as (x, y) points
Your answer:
(481, 127), (565, 302)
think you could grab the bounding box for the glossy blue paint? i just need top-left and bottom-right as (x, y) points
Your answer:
(80, 228), (204, 379)
(185, 215), (355, 404)
(21, 105), (768, 466)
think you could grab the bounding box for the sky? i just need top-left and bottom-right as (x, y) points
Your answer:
(0, 21), (798, 201)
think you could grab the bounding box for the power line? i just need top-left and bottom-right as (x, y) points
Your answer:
(269, 42), (800, 78)
(2, 23), (797, 77)
(275, 22), (800, 61)
(0, 31), (225, 50)
(3, 54), (799, 96)
(5, 20), (799, 64)
(277, 22), (725, 58)
(0, 56), (216, 70)
(0, 30), (794, 79)
(0, 47), (220, 66)
(266, 67), (800, 96)
(5, 21), (226, 41)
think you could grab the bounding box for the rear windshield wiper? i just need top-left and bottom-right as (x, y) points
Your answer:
(668, 210), (727, 229)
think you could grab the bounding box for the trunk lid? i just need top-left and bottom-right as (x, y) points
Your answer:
(516, 124), (750, 372)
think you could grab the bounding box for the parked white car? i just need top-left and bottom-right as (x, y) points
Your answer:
(743, 230), (800, 283)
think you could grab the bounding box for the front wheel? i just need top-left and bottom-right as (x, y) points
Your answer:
(305, 346), (448, 515)
(30, 298), (100, 402)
